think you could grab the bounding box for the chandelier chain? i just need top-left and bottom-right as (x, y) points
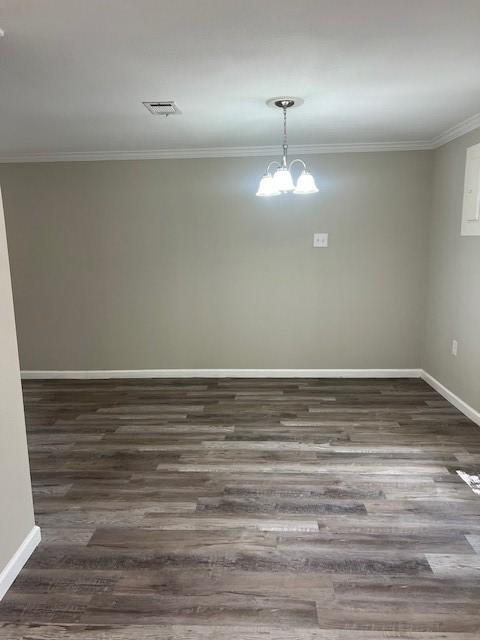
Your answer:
(282, 106), (288, 165)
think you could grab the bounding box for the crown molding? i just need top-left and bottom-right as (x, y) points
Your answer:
(1, 112), (480, 163)
(431, 111), (480, 148)
(0, 141), (432, 163)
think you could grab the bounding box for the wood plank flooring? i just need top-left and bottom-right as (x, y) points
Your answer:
(1, 377), (480, 639)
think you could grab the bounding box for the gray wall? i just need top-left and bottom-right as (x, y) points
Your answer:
(0, 152), (431, 371)
(0, 188), (35, 573)
(424, 129), (480, 413)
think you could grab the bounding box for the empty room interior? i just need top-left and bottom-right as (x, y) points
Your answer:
(1, 1), (480, 638)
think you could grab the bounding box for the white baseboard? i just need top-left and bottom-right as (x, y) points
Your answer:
(421, 370), (480, 427)
(21, 368), (422, 380)
(0, 525), (41, 601)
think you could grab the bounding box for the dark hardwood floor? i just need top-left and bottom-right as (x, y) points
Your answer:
(1, 377), (480, 639)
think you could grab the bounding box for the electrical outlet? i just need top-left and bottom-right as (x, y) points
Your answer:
(451, 339), (458, 356)
(313, 233), (328, 248)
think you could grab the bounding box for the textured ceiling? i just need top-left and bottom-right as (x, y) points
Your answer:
(0, 0), (479, 156)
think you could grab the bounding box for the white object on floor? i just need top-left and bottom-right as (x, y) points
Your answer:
(457, 470), (480, 496)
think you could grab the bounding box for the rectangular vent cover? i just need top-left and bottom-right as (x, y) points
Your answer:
(143, 101), (181, 116)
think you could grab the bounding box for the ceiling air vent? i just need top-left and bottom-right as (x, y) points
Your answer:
(143, 101), (181, 116)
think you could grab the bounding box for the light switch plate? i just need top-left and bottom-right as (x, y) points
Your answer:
(313, 233), (328, 248)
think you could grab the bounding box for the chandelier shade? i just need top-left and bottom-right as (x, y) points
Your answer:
(293, 170), (319, 195)
(272, 167), (295, 192)
(256, 97), (318, 198)
(256, 173), (281, 197)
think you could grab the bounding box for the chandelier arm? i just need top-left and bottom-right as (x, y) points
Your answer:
(288, 158), (307, 174)
(266, 160), (282, 174)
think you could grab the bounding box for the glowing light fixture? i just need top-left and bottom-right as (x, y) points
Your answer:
(256, 171), (280, 197)
(293, 168), (319, 195)
(256, 97), (318, 197)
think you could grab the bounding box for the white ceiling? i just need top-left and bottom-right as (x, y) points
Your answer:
(1, 0), (480, 158)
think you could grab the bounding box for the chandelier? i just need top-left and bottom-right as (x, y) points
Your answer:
(256, 97), (318, 197)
